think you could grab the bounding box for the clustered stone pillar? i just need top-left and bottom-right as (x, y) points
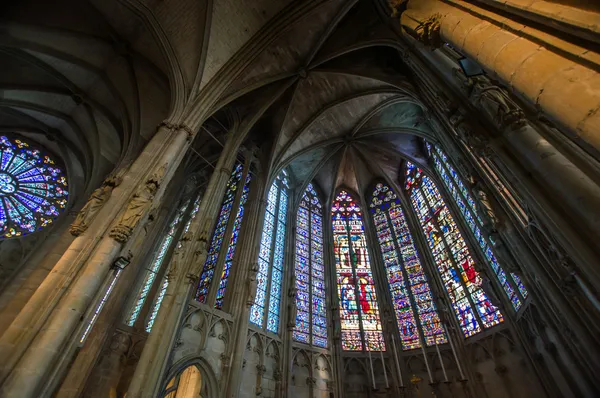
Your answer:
(126, 131), (243, 398)
(400, 0), (600, 152)
(0, 123), (192, 397)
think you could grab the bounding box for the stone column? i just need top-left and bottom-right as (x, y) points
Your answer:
(224, 166), (268, 398)
(400, 0), (600, 151)
(0, 124), (191, 397)
(126, 131), (243, 398)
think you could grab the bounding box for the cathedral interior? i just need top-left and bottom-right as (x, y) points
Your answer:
(0, 0), (599, 397)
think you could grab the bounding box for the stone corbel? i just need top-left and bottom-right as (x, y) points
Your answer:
(109, 165), (166, 243)
(70, 174), (123, 236)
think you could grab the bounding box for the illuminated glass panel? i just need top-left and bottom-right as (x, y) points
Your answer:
(406, 162), (503, 337)
(0, 135), (68, 239)
(250, 171), (289, 333)
(146, 194), (202, 332)
(428, 144), (527, 307)
(196, 164), (244, 302)
(333, 190), (384, 351)
(293, 183), (328, 348)
(126, 200), (189, 326)
(215, 172), (252, 308)
(369, 183), (446, 349)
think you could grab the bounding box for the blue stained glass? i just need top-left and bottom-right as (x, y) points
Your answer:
(196, 164), (244, 302)
(250, 172), (288, 332)
(0, 136), (68, 239)
(293, 183), (328, 347)
(406, 162), (503, 338)
(430, 145), (527, 309)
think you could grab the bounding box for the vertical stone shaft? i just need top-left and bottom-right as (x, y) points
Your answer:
(225, 168), (267, 398)
(0, 123), (174, 384)
(401, 0), (600, 151)
(0, 126), (190, 397)
(126, 132), (242, 398)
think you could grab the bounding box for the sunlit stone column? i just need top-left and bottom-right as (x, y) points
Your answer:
(126, 131), (244, 398)
(0, 124), (192, 397)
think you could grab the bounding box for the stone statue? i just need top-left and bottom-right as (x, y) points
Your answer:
(70, 175), (122, 236)
(469, 177), (501, 233)
(109, 166), (165, 243)
(481, 275), (501, 307)
(406, 13), (442, 48)
(453, 69), (526, 132)
(287, 287), (298, 329)
(247, 262), (259, 306)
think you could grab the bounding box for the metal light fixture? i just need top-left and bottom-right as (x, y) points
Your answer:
(112, 256), (131, 271)
(458, 56), (485, 77)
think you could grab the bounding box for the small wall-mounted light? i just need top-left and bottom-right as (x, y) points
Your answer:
(112, 256), (131, 271)
(458, 56), (485, 77)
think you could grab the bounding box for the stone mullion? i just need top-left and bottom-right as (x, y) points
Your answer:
(126, 130), (241, 398)
(384, 208), (430, 351)
(416, 182), (488, 331)
(224, 170), (268, 398)
(261, 183), (280, 331)
(206, 159), (251, 309)
(430, 154), (522, 315)
(344, 215), (367, 352)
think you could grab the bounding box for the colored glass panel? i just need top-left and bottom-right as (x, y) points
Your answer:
(333, 190), (384, 351)
(215, 171), (252, 308)
(250, 172), (289, 332)
(405, 162), (503, 338)
(293, 183), (328, 347)
(0, 136), (68, 239)
(369, 183), (446, 349)
(146, 194), (202, 332)
(429, 144), (527, 308)
(196, 164), (244, 302)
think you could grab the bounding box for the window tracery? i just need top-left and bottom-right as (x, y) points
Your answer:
(293, 183), (327, 348)
(0, 135), (68, 239)
(333, 190), (384, 351)
(369, 183), (446, 349)
(405, 162), (503, 337)
(427, 143), (528, 308)
(250, 171), (289, 333)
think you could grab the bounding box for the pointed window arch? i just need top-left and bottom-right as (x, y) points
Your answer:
(196, 163), (251, 308)
(426, 143), (527, 309)
(332, 190), (384, 351)
(249, 171), (289, 333)
(293, 183), (328, 348)
(369, 183), (446, 349)
(405, 162), (503, 337)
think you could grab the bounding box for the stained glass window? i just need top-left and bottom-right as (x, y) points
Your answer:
(0, 135), (68, 239)
(369, 183), (446, 349)
(293, 183), (328, 348)
(196, 164), (247, 304)
(333, 190), (384, 351)
(146, 194), (202, 332)
(250, 171), (289, 333)
(405, 162), (503, 338)
(427, 143), (528, 308)
(126, 199), (190, 326)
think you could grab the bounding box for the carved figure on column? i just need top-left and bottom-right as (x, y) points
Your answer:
(247, 262), (259, 306)
(110, 166), (166, 243)
(449, 111), (493, 157)
(70, 174), (122, 236)
(409, 13), (442, 47)
(454, 69), (526, 132)
(287, 287), (298, 329)
(481, 274), (501, 308)
(387, 0), (408, 17)
(467, 176), (502, 234)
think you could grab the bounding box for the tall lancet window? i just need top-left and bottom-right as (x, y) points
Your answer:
(405, 162), (503, 338)
(196, 163), (251, 308)
(427, 144), (528, 309)
(293, 183), (327, 348)
(250, 171), (289, 333)
(332, 190), (384, 351)
(369, 183), (446, 349)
